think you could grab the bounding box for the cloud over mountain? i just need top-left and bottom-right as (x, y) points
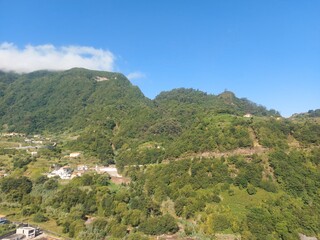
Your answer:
(127, 71), (146, 80)
(0, 42), (114, 73)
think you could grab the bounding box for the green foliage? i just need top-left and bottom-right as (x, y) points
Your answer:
(259, 180), (277, 193)
(269, 150), (319, 197)
(0, 68), (286, 165)
(51, 186), (87, 212)
(252, 119), (291, 148)
(44, 178), (59, 190)
(126, 232), (150, 240)
(140, 214), (178, 235)
(213, 214), (231, 231)
(110, 223), (127, 238)
(35, 175), (49, 184)
(293, 121), (320, 144)
(33, 212), (48, 222)
(22, 204), (40, 216)
(212, 195), (221, 203)
(0, 224), (16, 236)
(246, 185), (257, 195)
(246, 207), (274, 239)
(0, 69), (319, 239)
(294, 109), (320, 118)
(13, 156), (32, 169)
(1, 176), (32, 194)
(0, 176), (32, 202)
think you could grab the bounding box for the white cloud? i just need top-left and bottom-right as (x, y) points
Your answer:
(0, 42), (115, 73)
(126, 71), (146, 80)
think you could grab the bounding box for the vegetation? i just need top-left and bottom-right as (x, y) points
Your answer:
(0, 68), (319, 239)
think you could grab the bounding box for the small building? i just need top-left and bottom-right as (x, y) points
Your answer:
(70, 152), (81, 158)
(77, 165), (88, 171)
(243, 113), (253, 118)
(0, 171), (8, 178)
(49, 166), (73, 179)
(30, 151), (38, 156)
(2, 132), (25, 137)
(16, 226), (36, 239)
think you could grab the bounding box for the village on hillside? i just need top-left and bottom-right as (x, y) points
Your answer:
(0, 132), (129, 185)
(0, 132), (130, 240)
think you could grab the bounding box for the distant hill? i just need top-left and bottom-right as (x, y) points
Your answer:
(0, 68), (319, 166)
(0, 69), (278, 133)
(291, 109), (320, 118)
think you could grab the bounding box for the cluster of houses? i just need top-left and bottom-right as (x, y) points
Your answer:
(1, 132), (25, 137)
(47, 152), (88, 179)
(47, 165), (74, 179)
(1, 133), (48, 144)
(1, 133), (126, 183)
(2, 133), (56, 157)
(46, 164), (122, 180)
(47, 161), (121, 180)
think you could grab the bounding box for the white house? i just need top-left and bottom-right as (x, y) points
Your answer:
(77, 165), (88, 171)
(30, 151), (38, 156)
(16, 226), (36, 239)
(49, 166), (72, 179)
(70, 152), (81, 158)
(243, 113), (253, 118)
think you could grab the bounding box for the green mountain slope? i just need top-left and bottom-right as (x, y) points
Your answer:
(0, 68), (284, 164)
(0, 68), (319, 239)
(0, 68), (151, 132)
(0, 68), (319, 166)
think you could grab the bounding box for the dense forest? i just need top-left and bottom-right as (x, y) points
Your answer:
(0, 69), (319, 239)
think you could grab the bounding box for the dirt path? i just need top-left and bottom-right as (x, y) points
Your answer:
(161, 146), (269, 164)
(248, 127), (261, 148)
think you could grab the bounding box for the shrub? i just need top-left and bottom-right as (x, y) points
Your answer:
(33, 212), (48, 222)
(212, 195), (221, 203)
(247, 185), (257, 195)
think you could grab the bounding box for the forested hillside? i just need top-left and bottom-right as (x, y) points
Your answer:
(0, 69), (319, 239)
(0, 68), (282, 165)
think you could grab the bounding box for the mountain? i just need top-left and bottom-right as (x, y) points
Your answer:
(0, 68), (150, 133)
(0, 68), (319, 239)
(0, 68), (278, 134)
(0, 68), (286, 164)
(0, 68), (318, 165)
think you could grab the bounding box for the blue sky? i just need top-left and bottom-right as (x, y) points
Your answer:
(0, 0), (319, 116)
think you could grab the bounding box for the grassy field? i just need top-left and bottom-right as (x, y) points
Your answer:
(219, 185), (281, 218)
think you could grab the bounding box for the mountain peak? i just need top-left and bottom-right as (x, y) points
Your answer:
(218, 90), (236, 99)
